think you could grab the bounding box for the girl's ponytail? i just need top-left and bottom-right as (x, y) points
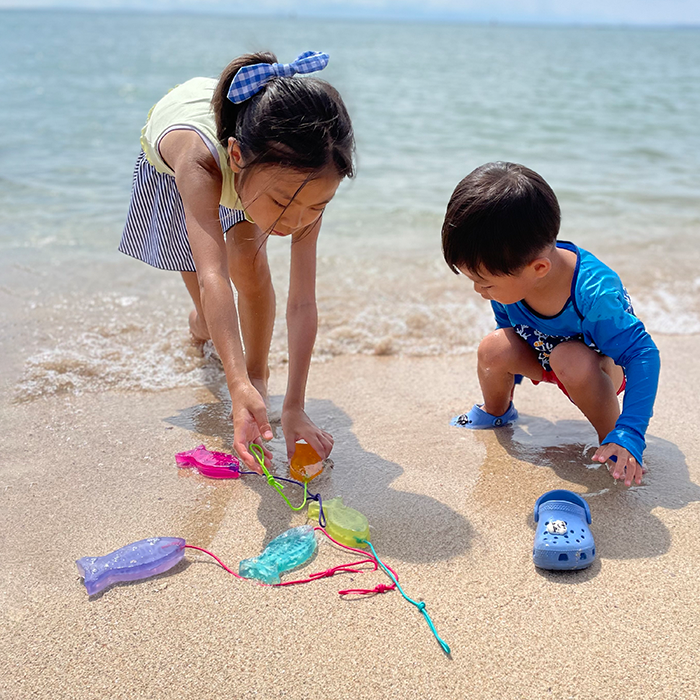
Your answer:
(212, 52), (277, 148)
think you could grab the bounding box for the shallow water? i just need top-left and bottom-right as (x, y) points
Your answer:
(1, 10), (699, 398)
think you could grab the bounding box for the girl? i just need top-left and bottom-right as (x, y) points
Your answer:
(119, 51), (355, 472)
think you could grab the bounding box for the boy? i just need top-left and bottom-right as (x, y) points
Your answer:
(442, 162), (660, 487)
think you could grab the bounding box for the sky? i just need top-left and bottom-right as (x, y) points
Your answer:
(0, 0), (699, 25)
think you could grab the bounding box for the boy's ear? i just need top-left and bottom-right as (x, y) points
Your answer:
(529, 256), (552, 278)
(227, 138), (243, 173)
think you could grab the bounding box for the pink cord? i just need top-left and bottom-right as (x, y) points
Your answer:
(337, 583), (395, 595)
(184, 544), (245, 578)
(276, 560), (376, 587)
(183, 527), (397, 595)
(313, 527), (397, 596)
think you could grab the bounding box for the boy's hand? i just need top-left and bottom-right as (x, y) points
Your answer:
(593, 443), (643, 487)
(281, 407), (334, 461)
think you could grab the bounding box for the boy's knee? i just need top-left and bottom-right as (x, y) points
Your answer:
(478, 329), (518, 369)
(549, 342), (599, 387)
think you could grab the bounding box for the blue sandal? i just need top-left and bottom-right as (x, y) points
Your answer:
(533, 490), (595, 571)
(450, 402), (518, 429)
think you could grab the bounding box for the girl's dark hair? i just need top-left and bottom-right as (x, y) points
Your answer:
(442, 162), (561, 276)
(212, 52), (355, 180)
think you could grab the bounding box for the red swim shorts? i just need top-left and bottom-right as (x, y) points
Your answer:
(533, 370), (626, 402)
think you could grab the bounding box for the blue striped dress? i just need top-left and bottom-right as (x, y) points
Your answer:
(119, 151), (246, 272)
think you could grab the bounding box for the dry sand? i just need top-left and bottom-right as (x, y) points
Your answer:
(1, 335), (699, 699)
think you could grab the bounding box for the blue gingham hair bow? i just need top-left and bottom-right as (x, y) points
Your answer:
(227, 51), (330, 104)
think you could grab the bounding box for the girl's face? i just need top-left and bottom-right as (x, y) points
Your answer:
(228, 140), (341, 237)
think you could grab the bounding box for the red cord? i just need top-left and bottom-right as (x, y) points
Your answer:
(183, 527), (397, 595)
(337, 583), (396, 596)
(312, 527), (397, 595)
(184, 544), (245, 578)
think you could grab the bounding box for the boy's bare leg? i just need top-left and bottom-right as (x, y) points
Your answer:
(181, 271), (210, 342)
(226, 221), (275, 403)
(477, 328), (545, 416)
(548, 341), (625, 441)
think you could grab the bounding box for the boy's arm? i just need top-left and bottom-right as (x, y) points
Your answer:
(582, 290), (660, 465)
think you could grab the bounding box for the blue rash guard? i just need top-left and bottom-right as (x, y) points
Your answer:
(490, 241), (660, 465)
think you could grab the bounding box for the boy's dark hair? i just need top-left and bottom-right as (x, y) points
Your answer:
(212, 52), (355, 181)
(442, 162), (561, 276)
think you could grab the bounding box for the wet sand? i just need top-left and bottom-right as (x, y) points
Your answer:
(1, 335), (699, 699)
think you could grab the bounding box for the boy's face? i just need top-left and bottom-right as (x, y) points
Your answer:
(458, 263), (543, 305)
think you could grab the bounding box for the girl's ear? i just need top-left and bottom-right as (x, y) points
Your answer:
(227, 138), (244, 173)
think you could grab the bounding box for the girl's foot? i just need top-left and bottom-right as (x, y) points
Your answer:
(189, 309), (210, 343)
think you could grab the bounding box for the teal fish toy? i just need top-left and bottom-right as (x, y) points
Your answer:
(239, 525), (317, 584)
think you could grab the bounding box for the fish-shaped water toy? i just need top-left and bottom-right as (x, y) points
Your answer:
(76, 537), (186, 596)
(175, 445), (240, 479)
(238, 525), (317, 584)
(308, 497), (370, 548)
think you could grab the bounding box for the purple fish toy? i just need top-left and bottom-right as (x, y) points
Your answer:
(76, 537), (186, 596)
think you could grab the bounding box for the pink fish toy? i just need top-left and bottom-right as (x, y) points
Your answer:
(175, 445), (241, 479)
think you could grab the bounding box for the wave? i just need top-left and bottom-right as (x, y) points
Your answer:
(11, 256), (700, 402)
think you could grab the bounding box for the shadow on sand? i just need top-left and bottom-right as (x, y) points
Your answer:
(490, 412), (700, 563)
(166, 385), (473, 564)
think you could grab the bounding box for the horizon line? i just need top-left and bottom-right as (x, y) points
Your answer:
(1, 5), (699, 29)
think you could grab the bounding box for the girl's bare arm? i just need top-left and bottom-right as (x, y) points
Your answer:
(282, 219), (333, 459)
(160, 130), (272, 469)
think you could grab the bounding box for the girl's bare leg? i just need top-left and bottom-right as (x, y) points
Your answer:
(226, 221), (275, 403)
(477, 328), (545, 416)
(181, 271), (210, 342)
(548, 341), (625, 441)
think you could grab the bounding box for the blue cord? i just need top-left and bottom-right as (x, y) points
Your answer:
(360, 539), (451, 655)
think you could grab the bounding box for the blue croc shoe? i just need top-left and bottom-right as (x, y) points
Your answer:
(533, 490), (595, 571)
(450, 402), (518, 429)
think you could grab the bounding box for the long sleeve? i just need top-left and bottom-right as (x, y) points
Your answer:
(581, 289), (660, 464)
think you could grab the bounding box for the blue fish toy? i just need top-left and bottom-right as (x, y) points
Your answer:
(239, 525), (317, 584)
(76, 537), (186, 596)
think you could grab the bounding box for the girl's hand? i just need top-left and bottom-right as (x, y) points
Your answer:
(231, 383), (273, 474)
(281, 406), (334, 461)
(593, 443), (644, 487)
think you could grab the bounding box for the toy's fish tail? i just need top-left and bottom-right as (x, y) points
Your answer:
(239, 557), (280, 584)
(75, 556), (97, 580)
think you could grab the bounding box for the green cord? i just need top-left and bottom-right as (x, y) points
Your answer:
(360, 538), (451, 655)
(249, 443), (308, 511)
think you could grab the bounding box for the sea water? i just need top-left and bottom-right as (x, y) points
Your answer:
(1, 10), (698, 399)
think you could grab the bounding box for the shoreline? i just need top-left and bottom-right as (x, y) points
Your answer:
(2, 335), (700, 698)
